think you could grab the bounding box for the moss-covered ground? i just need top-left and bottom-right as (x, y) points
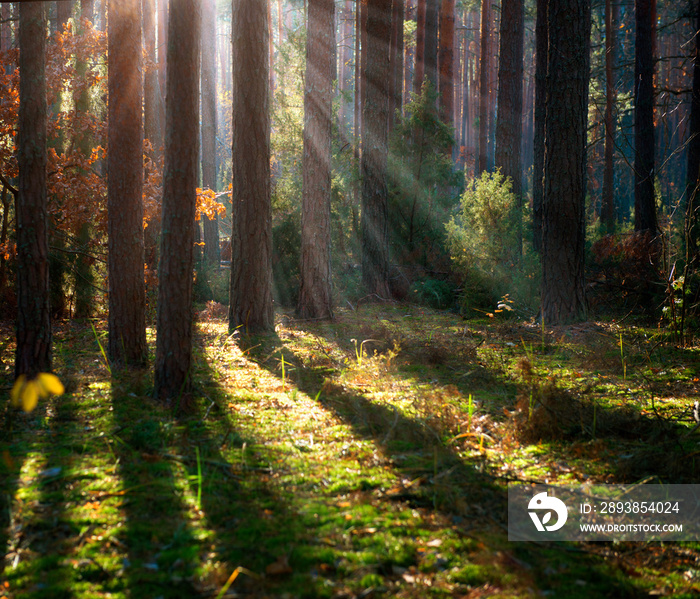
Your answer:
(2, 303), (700, 598)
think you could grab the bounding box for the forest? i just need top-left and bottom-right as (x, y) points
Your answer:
(2, 0), (700, 597)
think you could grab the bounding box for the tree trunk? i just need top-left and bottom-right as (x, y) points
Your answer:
(201, 0), (219, 265)
(361, 0), (392, 298)
(532, 0), (547, 253)
(540, 0), (591, 325)
(414, 0), (426, 94)
(494, 0), (524, 256)
(438, 0), (454, 132)
(16, 2), (51, 378)
(601, 0), (617, 234)
(388, 0), (404, 132)
(686, 0), (700, 260)
(143, 0), (163, 153)
(229, 0), (274, 334)
(476, 0), (489, 176)
(57, 1), (73, 32)
(424, 0), (438, 92)
(298, 0), (335, 320)
(108, 0), (147, 368)
(155, 0), (201, 404)
(634, 0), (657, 234)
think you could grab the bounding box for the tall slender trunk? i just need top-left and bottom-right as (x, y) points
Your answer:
(201, 0), (219, 265)
(532, 0), (547, 252)
(438, 0), (454, 133)
(601, 0), (617, 234)
(16, 2), (50, 377)
(414, 0), (426, 94)
(155, 0), (202, 404)
(108, 0), (147, 368)
(298, 0), (335, 319)
(476, 0), (489, 176)
(229, 0), (274, 334)
(494, 0), (524, 256)
(634, 0), (657, 234)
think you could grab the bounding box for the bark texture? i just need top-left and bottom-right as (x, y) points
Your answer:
(541, 0), (591, 325)
(494, 0), (524, 255)
(686, 0), (700, 259)
(155, 0), (201, 404)
(16, 2), (50, 378)
(298, 0), (335, 320)
(108, 0), (147, 368)
(476, 0), (489, 176)
(601, 0), (617, 234)
(361, 0), (391, 298)
(201, 0), (219, 265)
(229, 0), (274, 333)
(634, 0), (657, 233)
(532, 0), (547, 252)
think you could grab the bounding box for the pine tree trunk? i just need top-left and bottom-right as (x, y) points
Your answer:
(155, 0), (201, 404)
(16, 2), (51, 378)
(414, 0), (426, 94)
(601, 0), (617, 234)
(532, 0), (547, 253)
(298, 0), (335, 320)
(143, 0), (163, 153)
(476, 0), (489, 176)
(229, 0), (274, 334)
(424, 0), (438, 92)
(541, 0), (591, 325)
(108, 0), (147, 368)
(634, 0), (657, 234)
(687, 0), (700, 261)
(438, 0), (454, 131)
(361, 0), (391, 298)
(57, 1), (73, 32)
(388, 0), (404, 133)
(494, 0), (524, 255)
(201, 0), (219, 265)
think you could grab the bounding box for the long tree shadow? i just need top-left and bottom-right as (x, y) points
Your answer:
(1, 386), (90, 597)
(241, 321), (658, 598)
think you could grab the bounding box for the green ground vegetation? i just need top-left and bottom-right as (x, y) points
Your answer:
(1, 304), (700, 598)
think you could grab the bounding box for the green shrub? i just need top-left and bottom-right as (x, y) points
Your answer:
(446, 169), (538, 314)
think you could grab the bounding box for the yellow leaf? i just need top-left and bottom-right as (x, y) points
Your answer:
(37, 372), (64, 397)
(21, 382), (39, 413)
(10, 375), (27, 408)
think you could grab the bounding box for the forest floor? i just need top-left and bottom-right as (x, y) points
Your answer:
(1, 302), (700, 598)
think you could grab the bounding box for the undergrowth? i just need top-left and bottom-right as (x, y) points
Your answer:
(1, 306), (700, 598)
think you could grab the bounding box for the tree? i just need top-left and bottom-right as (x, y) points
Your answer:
(601, 0), (617, 234)
(361, 0), (392, 298)
(540, 0), (591, 324)
(229, 0), (274, 333)
(424, 0), (438, 91)
(143, 0), (163, 153)
(414, 0), (426, 95)
(438, 0), (455, 135)
(634, 0), (657, 234)
(532, 0), (547, 252)
(686, 0), (700, 259)
(108, 0), (147, 368)
(200, 0), (219, 265)
(16, 2), (51, 377)
(388, 0), (404, 132)
(476, 0), (489, 176)
(494, 0), (524, 256)
(155, 0), (201, 404)
(297, 0), (335, 320)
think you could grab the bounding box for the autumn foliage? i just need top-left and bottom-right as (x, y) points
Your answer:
(0, 19), (225, 316)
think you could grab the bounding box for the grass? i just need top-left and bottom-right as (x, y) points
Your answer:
(1, 305), (700, 597)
